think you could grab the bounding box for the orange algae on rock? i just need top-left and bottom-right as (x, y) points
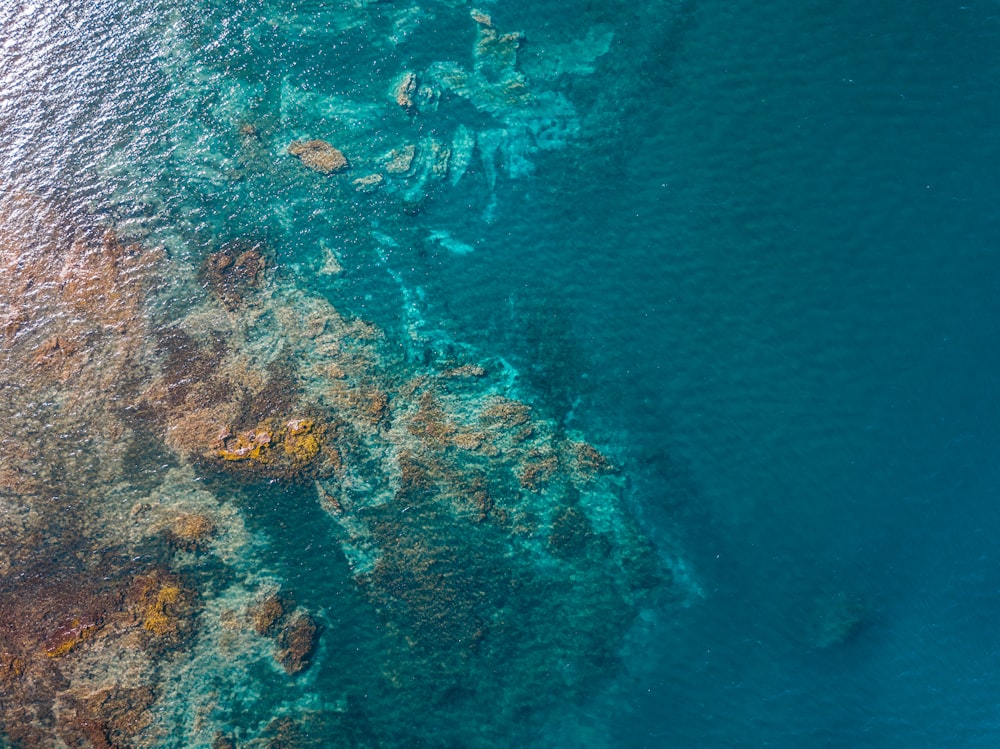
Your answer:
(217, 425), (274, 462)
(211, 417), (329, 479)
(130, 572), (195, 644)
(143, 585), (181, 635)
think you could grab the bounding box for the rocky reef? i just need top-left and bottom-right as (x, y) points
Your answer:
(0, 1), (677, 745)
(0, 185), (670, 747)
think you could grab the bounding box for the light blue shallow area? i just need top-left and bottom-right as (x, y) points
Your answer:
(3, 0), (1000, 745)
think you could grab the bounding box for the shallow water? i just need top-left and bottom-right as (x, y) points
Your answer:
(2, 0), (1000, 746)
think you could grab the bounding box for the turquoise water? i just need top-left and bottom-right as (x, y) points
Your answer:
(2, 0), (1000, 746)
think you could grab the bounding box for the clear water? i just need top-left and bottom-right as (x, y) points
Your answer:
(2, 0), (999, 746)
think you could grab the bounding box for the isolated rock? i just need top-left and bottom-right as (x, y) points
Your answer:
(287, 139), (349, 174)
(353, 173), (384, 193)
(393, 71), (418, 110)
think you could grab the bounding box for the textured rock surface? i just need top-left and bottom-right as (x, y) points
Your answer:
(287, 139), (349, 174)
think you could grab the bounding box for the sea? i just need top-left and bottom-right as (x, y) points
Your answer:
(1, 0), (1000, 747)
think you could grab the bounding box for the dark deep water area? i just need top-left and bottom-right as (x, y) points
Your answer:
(2, 0), (1000, 746)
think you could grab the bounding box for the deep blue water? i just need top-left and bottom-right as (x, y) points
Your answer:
(402, 0), (1000, 744)
(3, 0), (1000, 745)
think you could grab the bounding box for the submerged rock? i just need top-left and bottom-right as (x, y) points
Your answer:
(287, 139), (349, 174)
(382, 144), (416, 175)
(811, 590), (868, 648)
(353, 173), (384, 193)
(166, 512), (216, 551)
(247, 594), (287, 637)
(392, 71), (418, 111)
(276, 611), (319, 675)
(200, 239), (266, 309)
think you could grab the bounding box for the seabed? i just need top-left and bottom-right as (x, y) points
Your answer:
(0, 5), (683, 747)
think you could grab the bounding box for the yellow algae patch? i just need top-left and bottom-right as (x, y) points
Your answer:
(143, 584), (182, 636)
(130, 572), (193, 644)
(213, 417), (330, 478)
(217, 425), (274, 462)
(283, 418), (322, 464)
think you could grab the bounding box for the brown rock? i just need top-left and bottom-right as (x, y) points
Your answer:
(393, 71), (418, 110)
(75, 685), (156, 749)
(247, 594), (286, 637)
(352, 173), (384, 193)
(276, 611), (318, 675)
(287, 139), (349, 174)
(167, 513), (216, 551)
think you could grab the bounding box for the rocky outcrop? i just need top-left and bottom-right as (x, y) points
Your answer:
(287, 139), (349, 174)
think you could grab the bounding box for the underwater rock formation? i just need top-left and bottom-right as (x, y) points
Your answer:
(275, 611), (319, 675)
(287, 139), (349, 174)
(200, 240), (266, 310)
(0, 3), (668, 742)
(392, 71), (419, 111)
